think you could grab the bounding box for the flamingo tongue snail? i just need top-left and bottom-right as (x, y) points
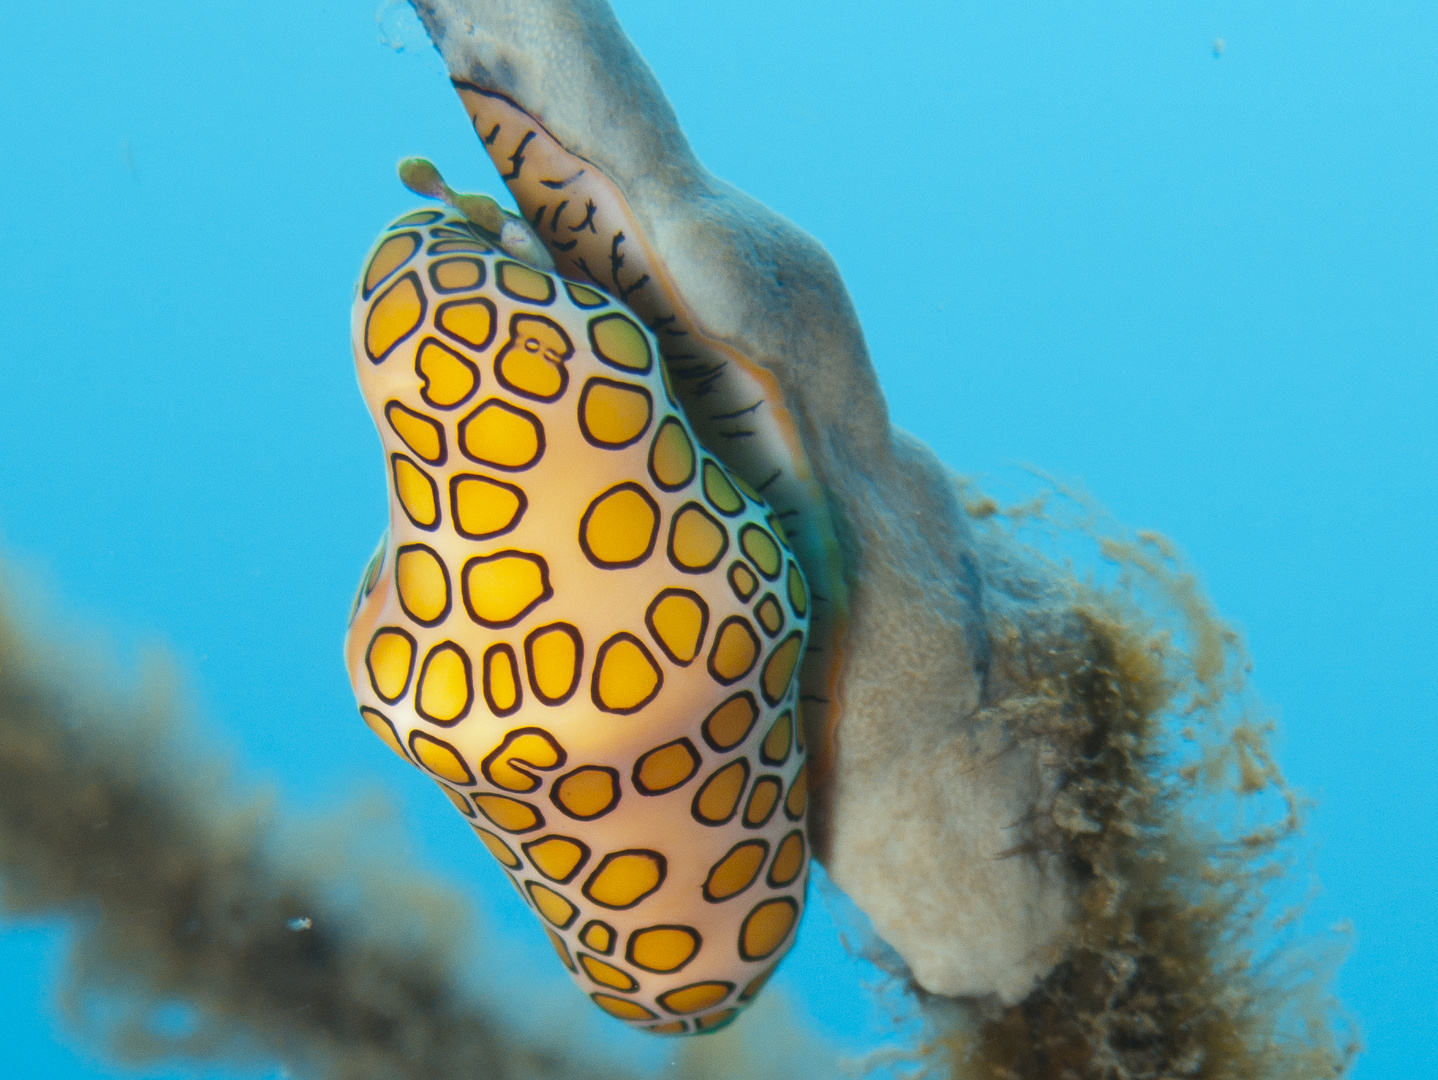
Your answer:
(345, 160), (813, 1033)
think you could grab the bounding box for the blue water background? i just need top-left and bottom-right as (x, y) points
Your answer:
(0, 0), (1434, 1076)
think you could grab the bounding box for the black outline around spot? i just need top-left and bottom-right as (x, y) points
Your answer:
(495, 312), (572, 402)
(481, 643), (523, 717)
(701, 460), (744, 516)
(394, 543), (452, 628)
(587, 311), (653, 374)
(694, 1008), (739, 1032)
(427, 239), (490, 255)
(727, 561), (758, 602)
(436, 783), (477, 817)
(739, 524), (782, 580)
(759, 711), (793, 766)
(472, 825), (522, 869)
(522, 834), (592, 884)
(631, 737), (701, 796)
(644, 588), (710, 667)
(666, 502), (728, 574)
(578, 482), (660, 570)
(407, 729), (476, 785)
(362, 541), (385, 596)
(435, 295), (498, 353)
(766, 514), (792, 550)
(496, 260), (557, 304)
(390, 210), (442, 227)
(462, 219), (501, 240)
(738, 966), (773, 1002)
(581, 849), (667, 910)
(384, 400), (447, 465)
(590, 632), (663, 715)
(701, 839), (770, 903)
(706, 615), (759, 685)
(429, 224), (480, 240)
(647, 417), (695, 491)
(449, 473), (527, 540)
(363, 231), (420, 299)
(741, 776), (782, 829)
(580, 919), (616, 956)
(786, 561), (808, 617)
(481, 726), (566, 793)
(577, 952), (638, 992)
(389, 453), (440, 530)
(460, 550), (553, 629)
(473, 792), (544, 834)
(415, 640), (474, 726)
(766, 830), (807, 888)
(729, 472), (760, 504)
(523, 621), (584, 705)
(414, 336), (481, 411)
(783, 768), (807, 821)
(761, 631), (805, 705)
(547, 928), (577, 972)
(366, 271), (427, 364)
(656, 981), (735, 1017)
(525, 880), (578, 928)
(359, 706), (410, 762)
(700, 692), (758, 753)
(577, 376), (653, 450)
(366, 626), (416, 704)
(738, 897), (799, 962)
(691, 758), (751, 827)
(550, 764), (621, 821)
(754, 593), (784, 637)
(657, 358), (678, 407)
(427, 255), (487, 295)
(564, 281), (609, 309)
(625, 925), (702, 974)
(590, 992), (657, 1021)
(457, 398), (546, 471)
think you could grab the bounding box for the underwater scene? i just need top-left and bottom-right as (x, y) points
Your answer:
(1, 1), (1434, 1078)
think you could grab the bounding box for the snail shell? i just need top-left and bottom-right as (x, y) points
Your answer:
(344, 206), (811, 1034)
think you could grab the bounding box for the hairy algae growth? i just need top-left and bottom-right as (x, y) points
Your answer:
(0, 573), (831, 1080)
(920, 494), (1357, 1080)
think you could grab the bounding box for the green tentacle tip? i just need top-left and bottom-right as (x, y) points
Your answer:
(397, 157), (504, 234)
(398, 157), (446, 199)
